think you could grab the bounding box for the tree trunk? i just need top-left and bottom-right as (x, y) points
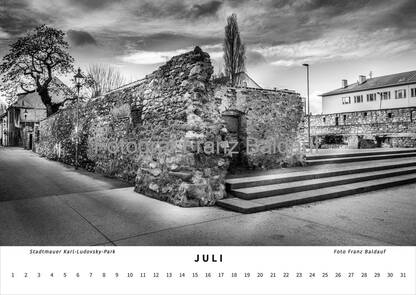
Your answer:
(46, 104), (54, 117)
(37, 86), (55, 117)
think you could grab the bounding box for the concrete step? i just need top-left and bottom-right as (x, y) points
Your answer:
(306, 148), (416, 160)
(217, 173), (416, 213)
(306, 152), (416, 165)
(226, 159), (416, 189)
(230, 166), (416, 199)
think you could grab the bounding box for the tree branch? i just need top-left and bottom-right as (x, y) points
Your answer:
(35, 74), (42, 88)
(21, 83), (36, 94)
(30, 54), (43, 74)
(41, 64), (53, 88)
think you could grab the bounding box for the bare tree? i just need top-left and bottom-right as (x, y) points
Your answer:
(0, 25), (74, 116)
(223, 14), (246, 86)
(85, 65), (126, 98)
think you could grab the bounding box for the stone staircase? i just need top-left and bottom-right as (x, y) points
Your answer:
(217, 149), (416, 213)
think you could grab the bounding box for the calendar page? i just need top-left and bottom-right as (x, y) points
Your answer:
(0, 247), (415, 295)
(2, 0), (416, 295)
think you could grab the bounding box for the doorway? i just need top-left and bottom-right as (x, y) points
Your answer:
(29, 133), (33, 150)
(222, 110), (246, 169)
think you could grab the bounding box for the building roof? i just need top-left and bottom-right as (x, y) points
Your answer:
(321, 70), (416, 97)
(238, 72), (262, 88)
(12, 92), (46, 109)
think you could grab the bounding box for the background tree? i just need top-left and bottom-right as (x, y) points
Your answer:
(84, 64), (127, 98)
(0, 25), (74, 116)
(223, 14), (246, 86)
(0, 82), (20, 106)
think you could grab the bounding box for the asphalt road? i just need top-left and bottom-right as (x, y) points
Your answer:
(0, 147), (415, 246)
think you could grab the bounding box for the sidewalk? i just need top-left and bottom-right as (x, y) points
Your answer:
(1, 185), (415, 245)
(1, 147), (415, 246)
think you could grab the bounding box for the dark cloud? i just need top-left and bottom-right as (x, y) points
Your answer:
(2, 0), (416, 70)
(365, 0), (416, 31)
(188, 1), (223, 18)
(246, 50), (267, 65)
(233, 0), (416, 49)
(391, 0), (416, 27)
(122, 32), (221, 51)
(225, 0), (245, 7)
(67, 30), (97, 46)
(67, 0), (115, 10)
(294, 0), (372, 14)
(241, 13), (324, 47)
(138, 0), (222, 19)
(267, 0), (291, 9)
(139, 1), (187, 18)
(0, 0), (49, 35)
(0, 0), (27, 10)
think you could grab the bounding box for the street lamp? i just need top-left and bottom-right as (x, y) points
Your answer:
(24, 109), (28, 149)
(73, 68), (85, 170)
(302, 63), (311, 151)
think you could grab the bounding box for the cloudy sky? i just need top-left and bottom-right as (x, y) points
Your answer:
(1, 0), (416, 113)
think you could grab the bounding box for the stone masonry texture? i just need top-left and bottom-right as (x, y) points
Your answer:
(310, 108), (416, 148)
(36, 47), (304, 207)
(215, 86), (305, 170)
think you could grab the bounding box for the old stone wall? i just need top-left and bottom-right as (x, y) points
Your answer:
(36, 80), (139, 180)
(310, 108), (416, 148)
(38, 47), (229, 207)
(215, 86), (305, 169)
(37, 47), (305, 207)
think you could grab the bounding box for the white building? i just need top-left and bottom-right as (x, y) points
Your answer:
(321, 71), (416, 114)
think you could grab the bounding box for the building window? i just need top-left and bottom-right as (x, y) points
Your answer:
(343, 115), (347, 122)
(342, 96), (351, 104)
(395, 89), (406, 99)
(335, 117), (339, 126)
(363, 112), (367, 117)
(381, 91), (391, 100)
(322, 117), (326, 123)
(354, 95), (363, 103)
(387, 112), (392, 119)
(366, 93), (376, 102)
(411, 88), (416, 97)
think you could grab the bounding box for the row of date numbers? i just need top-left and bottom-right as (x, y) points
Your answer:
(9, 272), (408, 279)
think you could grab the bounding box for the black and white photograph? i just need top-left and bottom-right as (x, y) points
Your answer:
(1, 0), (416, 248)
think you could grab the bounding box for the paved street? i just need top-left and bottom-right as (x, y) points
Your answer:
(0, 147), (415, 246)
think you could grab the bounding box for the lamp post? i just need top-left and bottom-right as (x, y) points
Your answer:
(73, 68), (85, 170)
(302, 63), (311, 151)
(24, 109), (27, 149)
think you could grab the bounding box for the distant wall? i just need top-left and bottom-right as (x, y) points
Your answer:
(37, 47), (305, 207)
(310, 107), (416, 148)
